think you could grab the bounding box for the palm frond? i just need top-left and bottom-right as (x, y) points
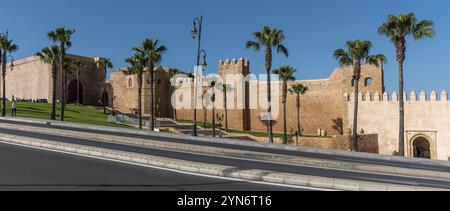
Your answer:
(333, 48), (352, 66)
(246, 26), (288, 58)
(245, 41), (260, 51)
(379, 13), (434, 44)
(413, 20), (435, 40)
(289, 83), (308, 95)
(277, 44), (289, 57)
(272, 65), (296, 82)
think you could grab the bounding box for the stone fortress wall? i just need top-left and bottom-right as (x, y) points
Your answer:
(6, 54), (450, 161)
(109, 67), (172, 117)
(346, 91), (450, 160)
(175, 58), (384, 135)
(2, 56), (51, 101)
(2, 54), (105, 106)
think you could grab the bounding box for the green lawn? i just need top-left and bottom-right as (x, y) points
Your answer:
(5, 102), (132, 129)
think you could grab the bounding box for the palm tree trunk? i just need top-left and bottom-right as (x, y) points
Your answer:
(2, 53), (6, 117)
(103, 69), (107, 114)
(265, 47), (274, 143)
(352, 66), (361, 152)
(398, 61), (405, 156)
(76, 69), (80, 106)
(149, 63), (155, 131)
(282, 81), (288, 145)
(171, 86), (177, 121)
(224, 89), (228, 132)
(396, 40), (406, 157)
(212, 102), (216, 137)
(2, 72), (6, 117)
(138, 71), (143, 130)
(60, 45), (65, 122)
(0, 50), (2, 114)
(203, 100), (207, 129)
(51, 65), (57, 120)
(2, 52), (6, 117)
(153, 70), (157, 127)
(296, 93), (301, 146)
(173, 107), (177, 121)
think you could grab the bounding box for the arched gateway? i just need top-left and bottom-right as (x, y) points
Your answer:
(413, 137), (431, 159)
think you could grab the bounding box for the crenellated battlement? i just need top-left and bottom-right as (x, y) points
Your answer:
(344, 90), (449, 102)
(218, 58), (249, 67)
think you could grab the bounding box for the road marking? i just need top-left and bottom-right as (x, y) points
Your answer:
(0, 140), (335, 191)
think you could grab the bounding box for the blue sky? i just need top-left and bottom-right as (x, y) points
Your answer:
(1, 0), (449, 93)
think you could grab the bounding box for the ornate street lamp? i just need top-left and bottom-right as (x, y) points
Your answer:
(191, 15), (206, 137)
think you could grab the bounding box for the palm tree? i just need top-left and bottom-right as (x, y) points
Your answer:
(72, 60), (83, 106)
(203, 89), (208, 129)
(246, 26), (289, 143)
(135, 39), (167, 131)
(126, 51), (147, 130)
(0, 35), (18, 117)
(273, 66), (296, 145)
(95, 57), (114, 114)
(289, 83), (308, 146)
(378, 13), (435, 156)
(334, 40), (387, 151)
(48, 27), (75, 121)
(36, 46), (60, 120)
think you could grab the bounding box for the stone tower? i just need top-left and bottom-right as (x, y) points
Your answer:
(217, 58), (251, 131)
(340, 63), (385, 100)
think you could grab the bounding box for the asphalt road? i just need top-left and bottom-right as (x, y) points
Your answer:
(0, 124), (448, 189)
(0, 142), (309, 191)
(0, 119), (448, 172)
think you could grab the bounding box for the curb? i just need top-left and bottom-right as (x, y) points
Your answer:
(1, 117), (450, 168)
(0, 133), (446, 191)
(2, 122), (450, 181)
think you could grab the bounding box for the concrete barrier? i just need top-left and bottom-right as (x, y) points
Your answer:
(0, 133), (446, 191)
(1, 122), (449, 181)
(1, 117), (450, 168)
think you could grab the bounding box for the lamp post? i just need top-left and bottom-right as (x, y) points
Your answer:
(191, 15), (207, 137)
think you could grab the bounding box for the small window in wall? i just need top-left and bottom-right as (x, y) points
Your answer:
(351, 79), (355, 87)
(365, 78), (373, 87)
(128, 78), (133, 88)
